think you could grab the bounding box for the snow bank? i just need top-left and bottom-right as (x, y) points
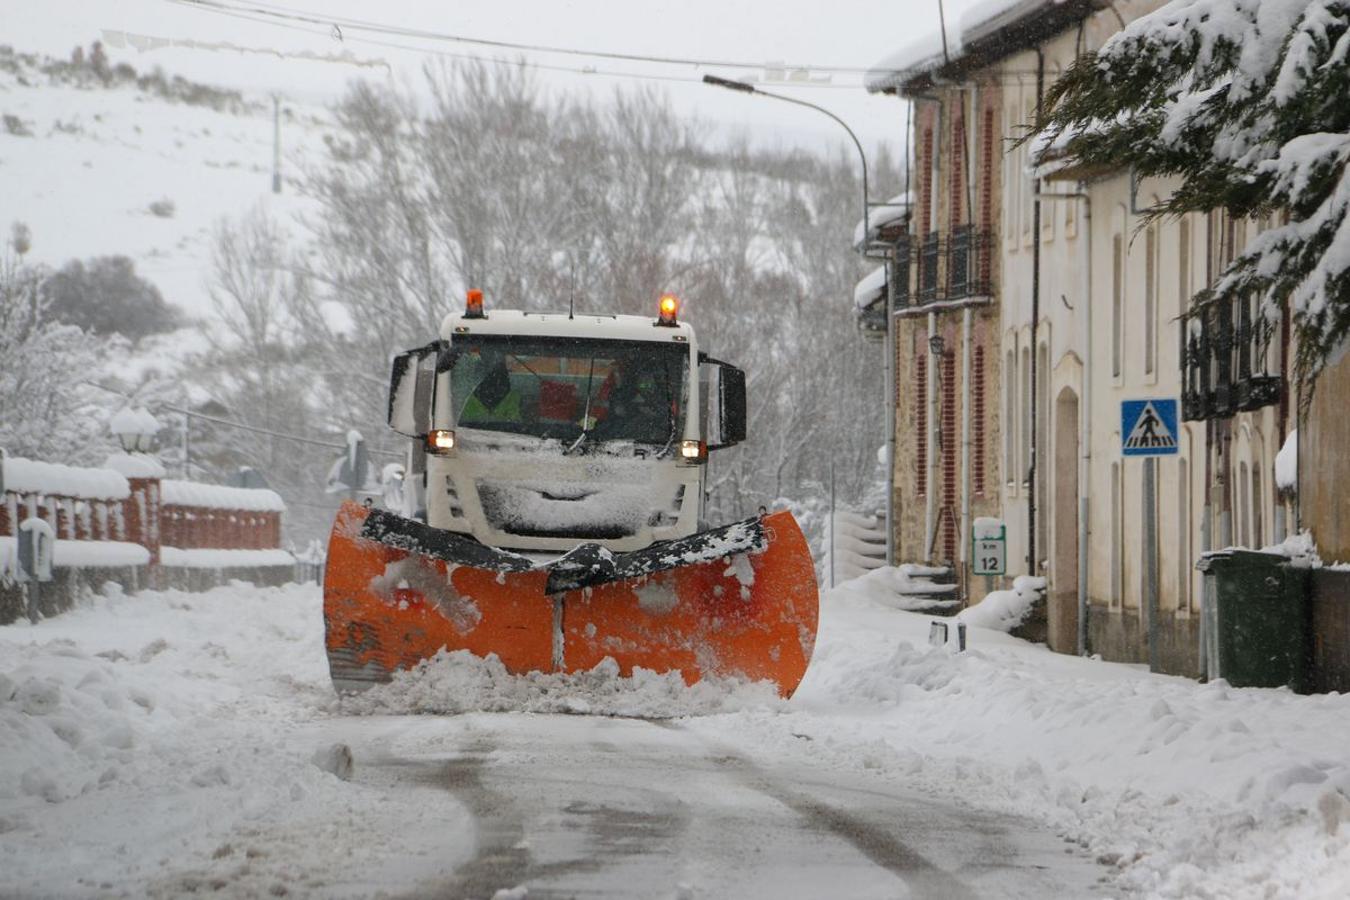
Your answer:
(343, 650), (783, 720)
(160, 479), (285, 511)
(956, 574), (1043, 631)
(1275, 428), (1298, 492)
(1, 457), (129, 500)
(695, 575), (1350, 899)
(832, 564), (959, 612)
(159, 547), (295, 568)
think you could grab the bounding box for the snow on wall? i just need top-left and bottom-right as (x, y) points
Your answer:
(1275, 428), (1298, 492)
(102, 452), (167, 479)
(853, 192), (912, 247)
(0, 457), (130, 501)
(0, 536), (149, 573)
(159, 547), (294, 568)
(160, 480), (285, 512)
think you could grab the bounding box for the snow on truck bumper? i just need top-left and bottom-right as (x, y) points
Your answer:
(425, 449), (701, 553)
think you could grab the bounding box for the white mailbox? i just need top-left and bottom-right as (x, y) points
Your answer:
(17, 517), (55, 583)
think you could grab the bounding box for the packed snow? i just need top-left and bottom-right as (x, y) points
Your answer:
(2, 572), (1348, 897)
(159, 479), (286, 512)
(0, 456), (130, 500)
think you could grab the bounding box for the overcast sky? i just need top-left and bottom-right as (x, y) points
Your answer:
(12, 0), (988, 169)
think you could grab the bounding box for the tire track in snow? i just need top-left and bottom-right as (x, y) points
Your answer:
(648, 720), (979, 900)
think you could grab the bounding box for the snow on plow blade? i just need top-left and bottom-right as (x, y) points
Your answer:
(323, 502), (819, 697)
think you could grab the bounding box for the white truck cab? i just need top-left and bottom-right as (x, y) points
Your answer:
(386, 295), (746, 555)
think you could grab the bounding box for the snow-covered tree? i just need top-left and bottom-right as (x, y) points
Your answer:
(0, 233), (107, 464)
(1033, 0), (1350, 383)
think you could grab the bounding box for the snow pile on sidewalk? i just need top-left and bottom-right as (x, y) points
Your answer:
(698, 578), (1350, 899)
(344, 649), (783, 719)
(955, 574), (1043, 631)
(0, 582), (457, 898)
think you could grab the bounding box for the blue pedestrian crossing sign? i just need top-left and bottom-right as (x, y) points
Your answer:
(1121, 399), (1179, 456)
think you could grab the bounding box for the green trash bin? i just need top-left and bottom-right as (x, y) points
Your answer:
(1196, 549), (1311, 693)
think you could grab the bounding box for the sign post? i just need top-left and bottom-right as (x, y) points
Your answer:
(972, 519), (1006, 577)
(1121, 399), (1179, 673)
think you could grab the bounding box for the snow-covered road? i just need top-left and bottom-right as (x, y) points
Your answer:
(321, 711), (1103, 899)
(3, 576), (1349, 898)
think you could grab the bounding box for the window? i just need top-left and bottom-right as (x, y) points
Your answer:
(1178, 217), (1191, 310)
(1111, 461), (1122, 606)
(1020, 346), (1032, 485)
(1145, 224), (1158, 376)
(1004, 346), (1016, 486)
(1112, 233), (1124, 378)
(1238, 461), (1250, 548)
(1178, 457), (1191, 612)
(1022, 97), (1035, 246)
(1005, 104), (1019, 248)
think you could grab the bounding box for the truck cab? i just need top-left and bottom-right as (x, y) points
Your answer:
(386, 296), (746, 555)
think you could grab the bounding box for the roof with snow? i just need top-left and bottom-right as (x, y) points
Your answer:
(853, 193), (912, 251)
(1, 457), (131, 501)
(160, 479), (286, 512)
(866, 0), (1110, 95)
(853, 265), (889, 310)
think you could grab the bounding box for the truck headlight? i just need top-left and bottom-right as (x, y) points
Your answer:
(426, 429), (456, 455)
(678, 439), (706, 464)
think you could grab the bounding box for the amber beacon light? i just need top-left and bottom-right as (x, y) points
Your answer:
(657, 293), (679, 326)
(465, 288), (485, 319)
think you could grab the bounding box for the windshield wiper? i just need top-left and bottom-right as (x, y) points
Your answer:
(562, 356), (597, 456)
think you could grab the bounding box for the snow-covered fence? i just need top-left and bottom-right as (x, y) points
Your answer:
(1, 453), (294, 622)
(160, 480), (284, 551)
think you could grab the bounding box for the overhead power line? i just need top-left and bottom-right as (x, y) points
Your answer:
(165, 0), (883, 83)
(159, 403), (403, 458)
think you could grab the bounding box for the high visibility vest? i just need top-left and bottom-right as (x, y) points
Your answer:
(461, 390), (523, 422)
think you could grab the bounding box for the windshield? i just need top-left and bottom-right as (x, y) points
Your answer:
(449, 335), (689, 446)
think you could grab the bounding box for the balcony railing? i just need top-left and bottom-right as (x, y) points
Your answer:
(909, 228), (993, 308)
(855, 237), (910, 339)
(1180, 296), (1282, 421)
(918, 232), (941, 302)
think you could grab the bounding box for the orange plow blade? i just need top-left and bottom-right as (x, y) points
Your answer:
(322, 502), (819, 697)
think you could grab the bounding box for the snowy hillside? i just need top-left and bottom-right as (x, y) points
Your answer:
(0, 45), (327, 321)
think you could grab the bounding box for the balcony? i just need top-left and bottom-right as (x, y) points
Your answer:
(1180, 296), (1282, 421)
(911, 228), (994, 308)
(853, 237), (910, 339)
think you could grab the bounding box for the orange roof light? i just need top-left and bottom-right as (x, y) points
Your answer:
(465, 288), (485, 319)
(657, 293), (679, 326)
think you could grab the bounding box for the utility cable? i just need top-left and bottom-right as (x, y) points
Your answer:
(161, 0), (862, 89)
(169, 0), (890, 74)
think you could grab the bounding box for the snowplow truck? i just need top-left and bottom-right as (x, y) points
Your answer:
(323, 292), (819, 697)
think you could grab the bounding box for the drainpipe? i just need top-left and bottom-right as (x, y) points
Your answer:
(1028, 49), (1045, 576)
(1078, 192), (1092, 656)
(885, 254), (897, 566)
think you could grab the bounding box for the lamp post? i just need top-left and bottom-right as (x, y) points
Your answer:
(110, 406), (159, 454)
(704, 74), (895, 566)
(703, 75), (872, 242)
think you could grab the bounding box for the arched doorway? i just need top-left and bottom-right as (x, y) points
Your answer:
(1051, 387), (1080, 654)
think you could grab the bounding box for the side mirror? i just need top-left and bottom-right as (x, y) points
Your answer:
(387, 343), (441, 437)
(702, 359), (747, 450)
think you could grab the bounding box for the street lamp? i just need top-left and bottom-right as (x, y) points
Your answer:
(703, 74), (873, 244)
(110, 406), (159, 454)
(705, 73), (897, 565)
